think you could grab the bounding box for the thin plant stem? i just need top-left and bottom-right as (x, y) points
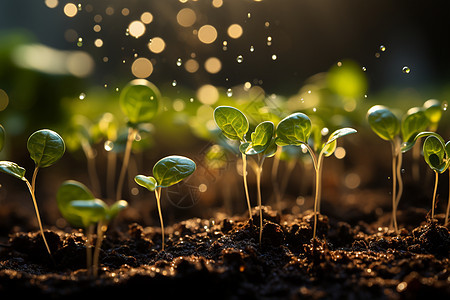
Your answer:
(25, 180), (52, 257)
(312, 154), (323, 240)
(86, 224), (95, 277)
(31, 166), (39, 193)
(242, 153), (252, 220)
(391, 141), (399, 234)
(154, 187), (165, 251)
(446, 170), (450, 225)
(395, 141), (403, 210)
(116, 127), (138, 201)
(255, 156), (266, 245)
(93, 221), (107, 278)
(431, 171), (439, 220)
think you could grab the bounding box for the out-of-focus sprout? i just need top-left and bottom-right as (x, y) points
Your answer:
(57, 180), (128, 277)
(135, 155), (196, 251)
(0, 129), (65, 257)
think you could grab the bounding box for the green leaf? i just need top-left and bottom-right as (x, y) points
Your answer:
(68, 199), (108, 228)
(244, 121), (274, 155)
(153, 155), (196, 187)
(107, 200), (128, 221)
(367, 105), (400, 141)
(0, 124), (5, 152)
(57, 180), (95, 228)
(0, 161), (26, 181)
(401, 108), (429, 142)
(423, 135), (447, 173)
(27, 129), (65, 168)
(321, 128), (357, 157)
(120, 79), (160, 126)
(263, 139), (278, 158)
(213, 106), (249, 141)
(401, 131), (445, 152)
(423, 99), (442, 125)
(275, 112), (312, 146)
(135, 175), (158, 191)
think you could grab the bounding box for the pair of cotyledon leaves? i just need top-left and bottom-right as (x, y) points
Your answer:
(134, 155), (196, 192)
(0, 129), (65, 181)
(367, 105), (449, 173)
(57, 180), (128, 228)
(213, 106), (356, 158)
(119, 79), (160, 127)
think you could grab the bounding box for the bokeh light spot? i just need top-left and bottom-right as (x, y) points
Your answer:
(131, 57), (153, 78)
(198, 25), (217, 44)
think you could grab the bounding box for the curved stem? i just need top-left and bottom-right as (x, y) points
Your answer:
(154, 187), (165, 251)
(445, 170), (450, 225)
(31, 166), (39, 194)
(25, 180), (52, 257)
(391, 141), (398, 234)
(312, 154), (323, 240)
(256, 156), (266, 246)
(116, 127), (138, 201)
(431, 171), (439, 220)
(395, 141), (403, 210)
(242, 153), (252, 220)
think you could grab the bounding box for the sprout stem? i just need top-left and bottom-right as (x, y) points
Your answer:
(93, 221), (107, 278)
(242, 153), (252, 220)
(25, 180), (52, 257)
(116, 127), (138, 201)
(391, 141), (399, 234)
(312, 154), (323, 240)
(31, 166), (39, 193)
(86, 224), (94, 277)
(255, 156), (265, 246)
(154, 187), (165, 251)
(431, 171), (439, 220)
(395, 148), (403, 210)
(446, 170), (450, 225)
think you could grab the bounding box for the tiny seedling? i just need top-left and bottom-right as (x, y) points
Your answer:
(0, 129), (65, 256)
(275, 112), (356, 240)
(57, 180), (128, 277)
(117, 79), (160, 201)
(240, 121), (277, 244)
(135, 155), (196, 251)
(213, 106), (253, 220)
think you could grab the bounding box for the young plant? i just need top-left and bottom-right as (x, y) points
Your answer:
(117, 79), (160, 201)
(0, 129), (65, 256)
(135, 155), (196, 251)
(240, 121), (277, 244)
(57, 180), (128, 277)
(213, 106), (253, 220)
(275, 112), (356, 240)
(422, 135), (449, 219)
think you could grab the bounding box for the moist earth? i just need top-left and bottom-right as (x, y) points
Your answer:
(0, 205), (449, 299)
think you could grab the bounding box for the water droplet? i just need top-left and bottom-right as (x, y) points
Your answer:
(271, 54), (277, 60)
(78, 93), (86, 100)
(442, 101), (448, 111)
(401, 168), (405, 173)
(402, 66), (411, 74)
(264, 21), (270, 28)
(337, 61), (342, 67)
(172, 80), (177, 87)
(77, 37), (83, 47)
(312, 107), (317, 112)
(362, 66), (367, 72)
(176, 58), (182, 67)
(236, 55), (243, 63)
(115, 87), (120, 92)
(226, 88), (233, 97)
(104, 140), (114, 152)
(189, 98), (194, 102)
(375, 52), (380, 58)
(267, 36), (272, 46)
(247, 12), (251, 18)
(250, 45), (255, 52)
(380, 45), (386, 52)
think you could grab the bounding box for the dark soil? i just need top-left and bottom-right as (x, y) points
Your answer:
(0, 205), (449, 299)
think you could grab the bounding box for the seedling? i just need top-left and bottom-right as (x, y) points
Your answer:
(0, 129), (65, 256)
(0, 124), (5, 152)
(57, 180), (128, 277)
(117, 79), (160, 201)
(240, 121), (277, 244)
(135, 155), (196, 251)
(275, 112), (356, 240)
(213, 106), (253, 220)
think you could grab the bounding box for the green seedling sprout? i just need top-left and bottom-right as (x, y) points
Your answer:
(0, 129), (65, 257)
(117, 79), (160, 201)
(240, 121), (277, 244)
(275, 112), (356, 240)
(57, 180), (128, 277)
(0, 124), (5, 152)
(135, 155), (196, 251)
(422, 136), (449, 220)
(213, 106), (253, 220)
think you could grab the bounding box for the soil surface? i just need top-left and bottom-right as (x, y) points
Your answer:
(0, 205), (449, 299)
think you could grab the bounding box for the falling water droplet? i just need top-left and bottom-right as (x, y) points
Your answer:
(104, 140), (114, 152)
(226, 88), (233, 97)
(78, 93), (86, 100)
(362, 66), (367, 72)
(374, 52), (380, 58)
(271, 54), (277, 60)
(402, 66), (411, 74)
(267, 36), (272, 46)
(236, 55), (243, 63)
(77, 37), (83, 47)
(189, 98), (194, 102)
(247, 12), (251, 19)
(250, 45), (255, 52)
(442, 101), (448, 111)
(172, 80), (177, 87)
(176, 58), (182, 67)
(380, 45), (386, 52)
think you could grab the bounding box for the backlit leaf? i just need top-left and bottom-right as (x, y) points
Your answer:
(153, 155), (196, 187)
(0, 161), (26, 181)
(57, 180), (95, 228)
(367, 105), (399, 141)
(423, 135), (447, 173)
(27, 129), (65, 168)
(135, 175), (158, 191)
(275, 113), (311, 146)
(213, 106), (249, 141)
